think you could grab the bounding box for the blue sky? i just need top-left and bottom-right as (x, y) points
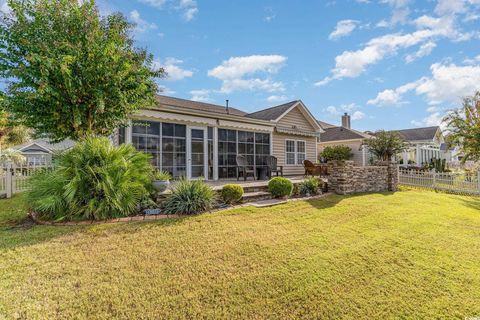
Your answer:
(23, 0), (480, 130)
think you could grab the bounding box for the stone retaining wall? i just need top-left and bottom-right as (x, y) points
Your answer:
(327, 161), (398, 195)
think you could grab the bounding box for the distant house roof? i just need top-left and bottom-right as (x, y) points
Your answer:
(14, 139), (75, 153)
(391, 126), (439, 142)
(320, 126), (372, 142)
(155, 95), (247, 117)
(245, 100), (299, 121)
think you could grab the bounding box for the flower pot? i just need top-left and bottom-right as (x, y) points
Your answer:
(153, 180), (170, 192)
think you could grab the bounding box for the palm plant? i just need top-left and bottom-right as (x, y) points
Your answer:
(26, 136), (154, 221)
(365, 131), (408, 161)
(163, 178), (218, 215)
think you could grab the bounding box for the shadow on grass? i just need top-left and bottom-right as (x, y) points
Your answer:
(0, 213), (190, 251)
(304, 191), (397, 210)
(459, 198), (480, 211)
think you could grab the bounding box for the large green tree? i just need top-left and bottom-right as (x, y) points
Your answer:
(443, 91), (480, 162)
(365, 131), (408, 162)
(0, 0), (164, 141)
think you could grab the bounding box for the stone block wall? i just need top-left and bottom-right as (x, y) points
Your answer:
(327, 161), (398, 195)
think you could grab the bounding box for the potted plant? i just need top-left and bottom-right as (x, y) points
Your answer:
(152, 170), (172, 192)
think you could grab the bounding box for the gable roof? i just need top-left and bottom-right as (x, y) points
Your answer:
(317, 120), (336, 129)
(320, 126), (372, 142)
(391, 126), (439, 142)
(155, 95), (247, 117)
(245, 100), (299, 121)
(14, 139), (75, 153)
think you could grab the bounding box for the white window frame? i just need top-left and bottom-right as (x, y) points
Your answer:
(285, 139), (306, 166)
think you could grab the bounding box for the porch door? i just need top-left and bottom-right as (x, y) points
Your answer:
(187, 127), (208, 179)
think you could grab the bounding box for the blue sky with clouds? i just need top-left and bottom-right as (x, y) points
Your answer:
(11, 0), (480, 131)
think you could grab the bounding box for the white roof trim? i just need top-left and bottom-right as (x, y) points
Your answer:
(19, 143), (52, 153)
(274, 101), (323, 132)
(276, 127), (321, 137)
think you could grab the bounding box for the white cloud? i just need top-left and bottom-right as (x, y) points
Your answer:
(377, 0), (412, 27)
(411, 112), (443, 127)
(266, 95), (288, 103)
(183, 7), (198, 21)
(351, 111), (365, 121)
(154, 58), (193, 81)
(464, 54), (480, 64)
(325, 103), (361, 115)
(190, 89), (211, 102)
(264, 7), (276, 22)
(158, 85), (176, 95)
(405, 41), (437, 63)
(130, 10), (158, 33)
(435, 0), (466, 16)
(316, 14), (465, 86)
(329, 20), (359, 40)
(208, 55), (287, 93)
(138, 0), (167, 9)
(368, 62), (480, 107)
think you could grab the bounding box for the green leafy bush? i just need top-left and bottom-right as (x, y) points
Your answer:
(299, 177), (321, 196)
(163, 179), (218, 214)
(268, 177), (293, 198)
(26, 137), (154, 221)
(320, 145), (353, 161)
(153, 170), (172, 180)
(221, 184), (244, 204)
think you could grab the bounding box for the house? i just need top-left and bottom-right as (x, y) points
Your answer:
(117, 95), (323, 180)
(317, 113), (373, 166)
(13, 138), (75, 165)
(390, 126), (451, 166)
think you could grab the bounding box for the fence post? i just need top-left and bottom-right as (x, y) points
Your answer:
(432, 171), (436, 189)
(5, 162), (12, 198)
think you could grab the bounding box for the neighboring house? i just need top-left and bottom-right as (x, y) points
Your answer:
(389, 126), (451, 166)
(117, 95), (323, 180)
(317, 113), (373, 166)
(13, 138), (75, 165)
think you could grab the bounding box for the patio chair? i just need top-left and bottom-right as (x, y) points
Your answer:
(303, 160), (322, 177)
(266, 155), (283, 178)
(236, 155), (256, 181)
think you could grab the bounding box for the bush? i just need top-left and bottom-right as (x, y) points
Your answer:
(320, 145), (353, 161)
(163, 179), (218, 214)
(299, 177), (321, 196)
(268, 177), (293, 198)
(221, 184), (244, 204)
(26, 137), (153, 221)
(153, 170), (172, 180)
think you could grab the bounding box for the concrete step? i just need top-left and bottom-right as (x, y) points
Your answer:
(241, 191), (271, 202)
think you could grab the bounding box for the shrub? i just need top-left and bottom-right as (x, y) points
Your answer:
(221, 184), (244, 204)
(320, 145), (353, 161)
(153, 170), (172, 180)
(163, 179), (218, 214)
(26, 137), (154, 221)
(268, 177), (293, 198)
(299, 177), (321, 196)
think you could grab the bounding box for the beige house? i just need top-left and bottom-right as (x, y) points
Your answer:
(317, 113), (373, 166)
(118, 95), (323, 180)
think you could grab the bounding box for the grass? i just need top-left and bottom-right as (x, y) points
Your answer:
(0, 189), (479, 319)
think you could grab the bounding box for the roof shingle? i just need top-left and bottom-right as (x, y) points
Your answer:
(390, 126), (439, 141)
(155, 95), (247, 117)
(245, 100), (299, 121)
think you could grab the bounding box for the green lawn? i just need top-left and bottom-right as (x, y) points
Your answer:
(1, 189), (479, 319)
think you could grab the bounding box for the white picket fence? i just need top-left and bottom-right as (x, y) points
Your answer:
(398, 167), (480, 196)
(0, 163), (54, 198)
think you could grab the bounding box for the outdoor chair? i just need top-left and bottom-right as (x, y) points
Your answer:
(303, 160), (322, 177)
(236, 155), (256, 181)
(266, 155), (283, 178)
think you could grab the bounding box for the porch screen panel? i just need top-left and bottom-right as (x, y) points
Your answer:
(255, 133), (270, 170)
(132, 121), (160, 168)
(238, 131), (254, 168)
(208, 127), (213, 180)
(162, 123), (186, 178)
(218, 129), (237, 179)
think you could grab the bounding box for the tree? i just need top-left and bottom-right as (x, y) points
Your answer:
(365, 131), (408, 162)
(0, 0), (164, 141)
(443, 91), (480, 162)
(320, 145), (353, 161)
(0, 108), (30, 150)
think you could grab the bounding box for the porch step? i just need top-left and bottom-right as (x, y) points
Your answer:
(241, 191), (271, 202)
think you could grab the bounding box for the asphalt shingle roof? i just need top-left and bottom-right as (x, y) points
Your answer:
(14, 139), (75, 152)
(245, 100), (299, 121)
(155, 95), (247, 117)
(391, 126), (439, 142)
(320, 127), (370, 142)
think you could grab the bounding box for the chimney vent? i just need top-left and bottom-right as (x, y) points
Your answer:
(225, 99), (229, 114)
(341, 112), (351, 129)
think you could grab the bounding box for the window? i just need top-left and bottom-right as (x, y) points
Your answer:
(297, 141), (306, 165)
(285, 140), (306, 165)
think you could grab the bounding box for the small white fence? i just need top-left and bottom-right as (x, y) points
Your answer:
(398, 167), (480, 196)
(0, 163), (54, 198)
